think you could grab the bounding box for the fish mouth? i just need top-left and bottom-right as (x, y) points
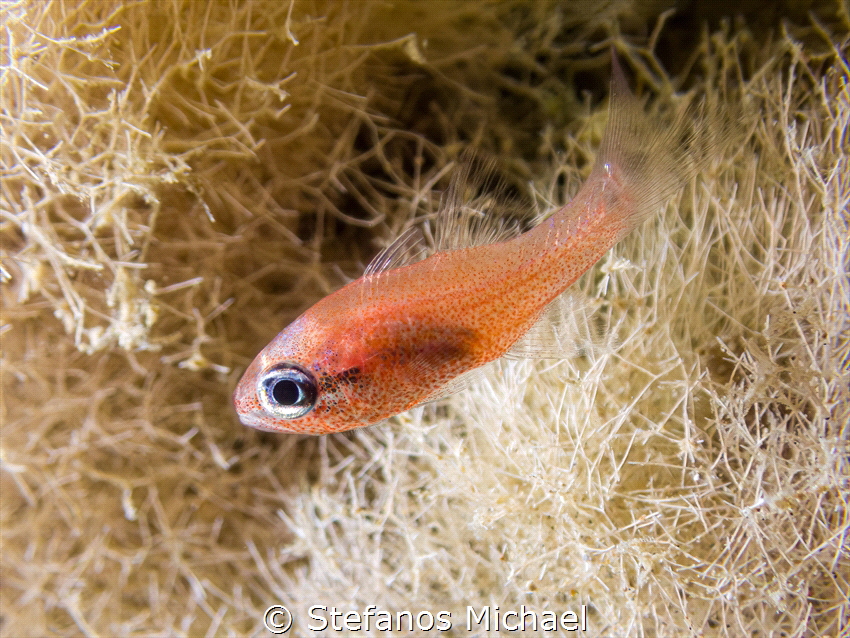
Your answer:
(236, 410), (281, 432)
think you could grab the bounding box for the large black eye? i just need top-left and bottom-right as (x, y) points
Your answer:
(258, 362), (317, 419)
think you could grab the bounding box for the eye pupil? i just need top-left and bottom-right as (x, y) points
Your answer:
(257, 362), (318, 419)
(272, 379), (300, 406)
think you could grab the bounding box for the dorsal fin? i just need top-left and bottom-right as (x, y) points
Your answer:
(433, 153), (527, 252)
(365, 153), (530, 278)
(363, 226), (428, 277)
(359, 153), (529, 303)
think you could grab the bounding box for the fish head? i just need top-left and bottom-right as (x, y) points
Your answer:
(233, 286), (480, 435)
(232, 311), (375, 435)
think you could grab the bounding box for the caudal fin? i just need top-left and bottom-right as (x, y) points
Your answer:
(592, 49), (705, 236)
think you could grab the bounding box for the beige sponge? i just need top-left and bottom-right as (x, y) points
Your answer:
(1, 1), (847, 635)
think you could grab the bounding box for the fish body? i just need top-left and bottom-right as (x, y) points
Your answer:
(234, 54), (696, 435)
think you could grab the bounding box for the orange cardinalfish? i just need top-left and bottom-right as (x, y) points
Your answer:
(234, 54), (699, 435)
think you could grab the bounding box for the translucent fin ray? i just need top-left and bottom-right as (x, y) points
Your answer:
(506, 294), (597, 360)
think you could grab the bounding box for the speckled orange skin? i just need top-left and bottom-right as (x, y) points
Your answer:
(233, 166), (634, 434)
